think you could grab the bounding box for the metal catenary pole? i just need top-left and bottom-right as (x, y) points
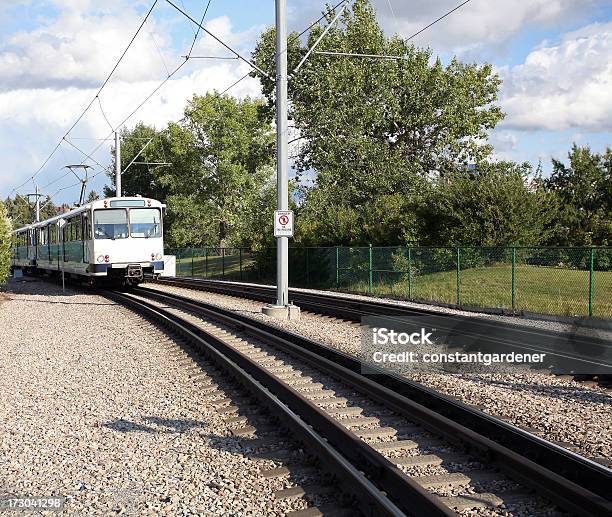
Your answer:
(456, 247), (461, 306)
(335, 246), (339, 289)
(115, 131), (122, 197)
(275, 0), (289, 307)
(511, 247), (516, 311)
(368, 244), (373, 294)
(589, 247), (594, 318)
(35, 185), (40, 222)
(407, 246), (412, 299)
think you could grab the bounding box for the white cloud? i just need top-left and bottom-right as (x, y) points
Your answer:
(0, 2), (264, 200)
(289, 0), (603, 57)
(499, 22), (612, 131)
(0, 1), (170, 90)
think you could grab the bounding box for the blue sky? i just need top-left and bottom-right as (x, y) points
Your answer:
(1, 0), (611, 206)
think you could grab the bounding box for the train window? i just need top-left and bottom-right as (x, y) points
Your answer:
(75, 216), (82, 241)
(83, 213), (90, 239)
(110, 200), (145, 207)
(130, 208), (161, 238)
(94, 209), (128, 239)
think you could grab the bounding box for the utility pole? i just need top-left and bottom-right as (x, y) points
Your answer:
(26, 185), (43, 223)
(263, 0), (300, 320)
(276, 0), (289, 309)
(115, 130), (122, 197)
(35, 185), (40, 222)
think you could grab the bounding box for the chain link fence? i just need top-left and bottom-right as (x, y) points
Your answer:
(166, 246), (612, 319)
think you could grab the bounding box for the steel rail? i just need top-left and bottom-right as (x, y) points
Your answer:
(141, 282), (612, 511)
(108, 289), (452, 517)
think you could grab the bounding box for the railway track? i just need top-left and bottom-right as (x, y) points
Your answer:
(152, 277), (612, 379)
(109, 285), (612, 516)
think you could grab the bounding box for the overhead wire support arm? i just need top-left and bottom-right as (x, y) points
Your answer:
(164, 0), (272, 79)
(292, 0), (350, 74)
(122, 137), (155, 175)
(314, 50), (405, 60)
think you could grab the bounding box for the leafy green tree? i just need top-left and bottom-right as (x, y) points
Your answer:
(87, 190), (100, 202)
(545, 145), (612, 245)
(0, 201), (12, 284)
(161, 93), (276, 247)
(104, 123), (172, 201)
(3, 195), (58, 229)
(416, 162), (557, 246)
(252, 0), (504, 245)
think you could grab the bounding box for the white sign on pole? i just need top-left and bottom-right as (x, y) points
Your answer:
(274, 210), (294, 238)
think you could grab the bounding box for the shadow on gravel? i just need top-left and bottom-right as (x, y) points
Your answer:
(463, 375), (612, 405)
(1, 277), (87, 298)
(104, 417), (207, 434)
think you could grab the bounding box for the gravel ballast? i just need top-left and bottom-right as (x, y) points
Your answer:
(142, 282), (612, 462)
(0, 278), (309, 516)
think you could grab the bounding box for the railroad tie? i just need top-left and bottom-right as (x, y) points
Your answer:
(252, 448), (295, 462)
(297, 389), (337, 400)
(230, 425), (257, 437)
(325, 406), (363, 417)
(373, 439), (419, 452)
(393, 454), (451, 467)
(260, 465), (316, 480)
(440, 492), (504, 511)
(315, 396), (349, 406)
(285, 377), (318, 387)
(287, 505), (355, 517)
(273, 484), (332, 501)
(355, 425), (420, 440)
(210, 397), (233, 407)
(338, 416), (380, 428)
(224, 415), (249, 426)
(413, 471), (500, 490)
(216, 405), (239, 415)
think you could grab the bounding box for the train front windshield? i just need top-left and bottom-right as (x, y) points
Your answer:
(94, 209), (128, 239)
(130, 208), (161, 238)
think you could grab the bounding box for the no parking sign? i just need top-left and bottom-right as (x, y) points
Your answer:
(274, 210), (294, 237)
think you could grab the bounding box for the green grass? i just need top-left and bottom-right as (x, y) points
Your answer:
(345, 265), (612, 318)
(175, 252), (258, 280)
(173, 254), (612, 318)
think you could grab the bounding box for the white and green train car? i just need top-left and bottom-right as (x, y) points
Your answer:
(11, 197), (165, 285)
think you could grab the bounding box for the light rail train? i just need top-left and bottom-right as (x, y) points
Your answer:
(11, 197), (165, 285)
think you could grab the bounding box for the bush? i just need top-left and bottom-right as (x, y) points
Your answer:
(0, 201), (12, 284)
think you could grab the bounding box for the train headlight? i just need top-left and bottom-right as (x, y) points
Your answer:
(155, 253), (162, 260)
(96, 255), (104, 263)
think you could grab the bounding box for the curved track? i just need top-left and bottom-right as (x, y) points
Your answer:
(112, 284), (612, 516)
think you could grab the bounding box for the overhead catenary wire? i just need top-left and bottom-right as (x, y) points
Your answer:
(97, 96), (115, 132)
(9, 0), (356, 201)
(406, 0), (472, 42)
(164, 0), (270, 78)
(293, 0), (350, 74)
(186, 0), (213, 59)
(6, 0), (160, 198)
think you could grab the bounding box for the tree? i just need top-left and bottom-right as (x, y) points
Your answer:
(416, 162), (557, 246)
(162, 93), (276, 247)
(104, 123), (172, 201)
(3, 195), (58, 229)
(0, 201), (12, 284)
(87, 190), (100, 202)
(251, 0), (504, 245)
(545, 145), (612, 246)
